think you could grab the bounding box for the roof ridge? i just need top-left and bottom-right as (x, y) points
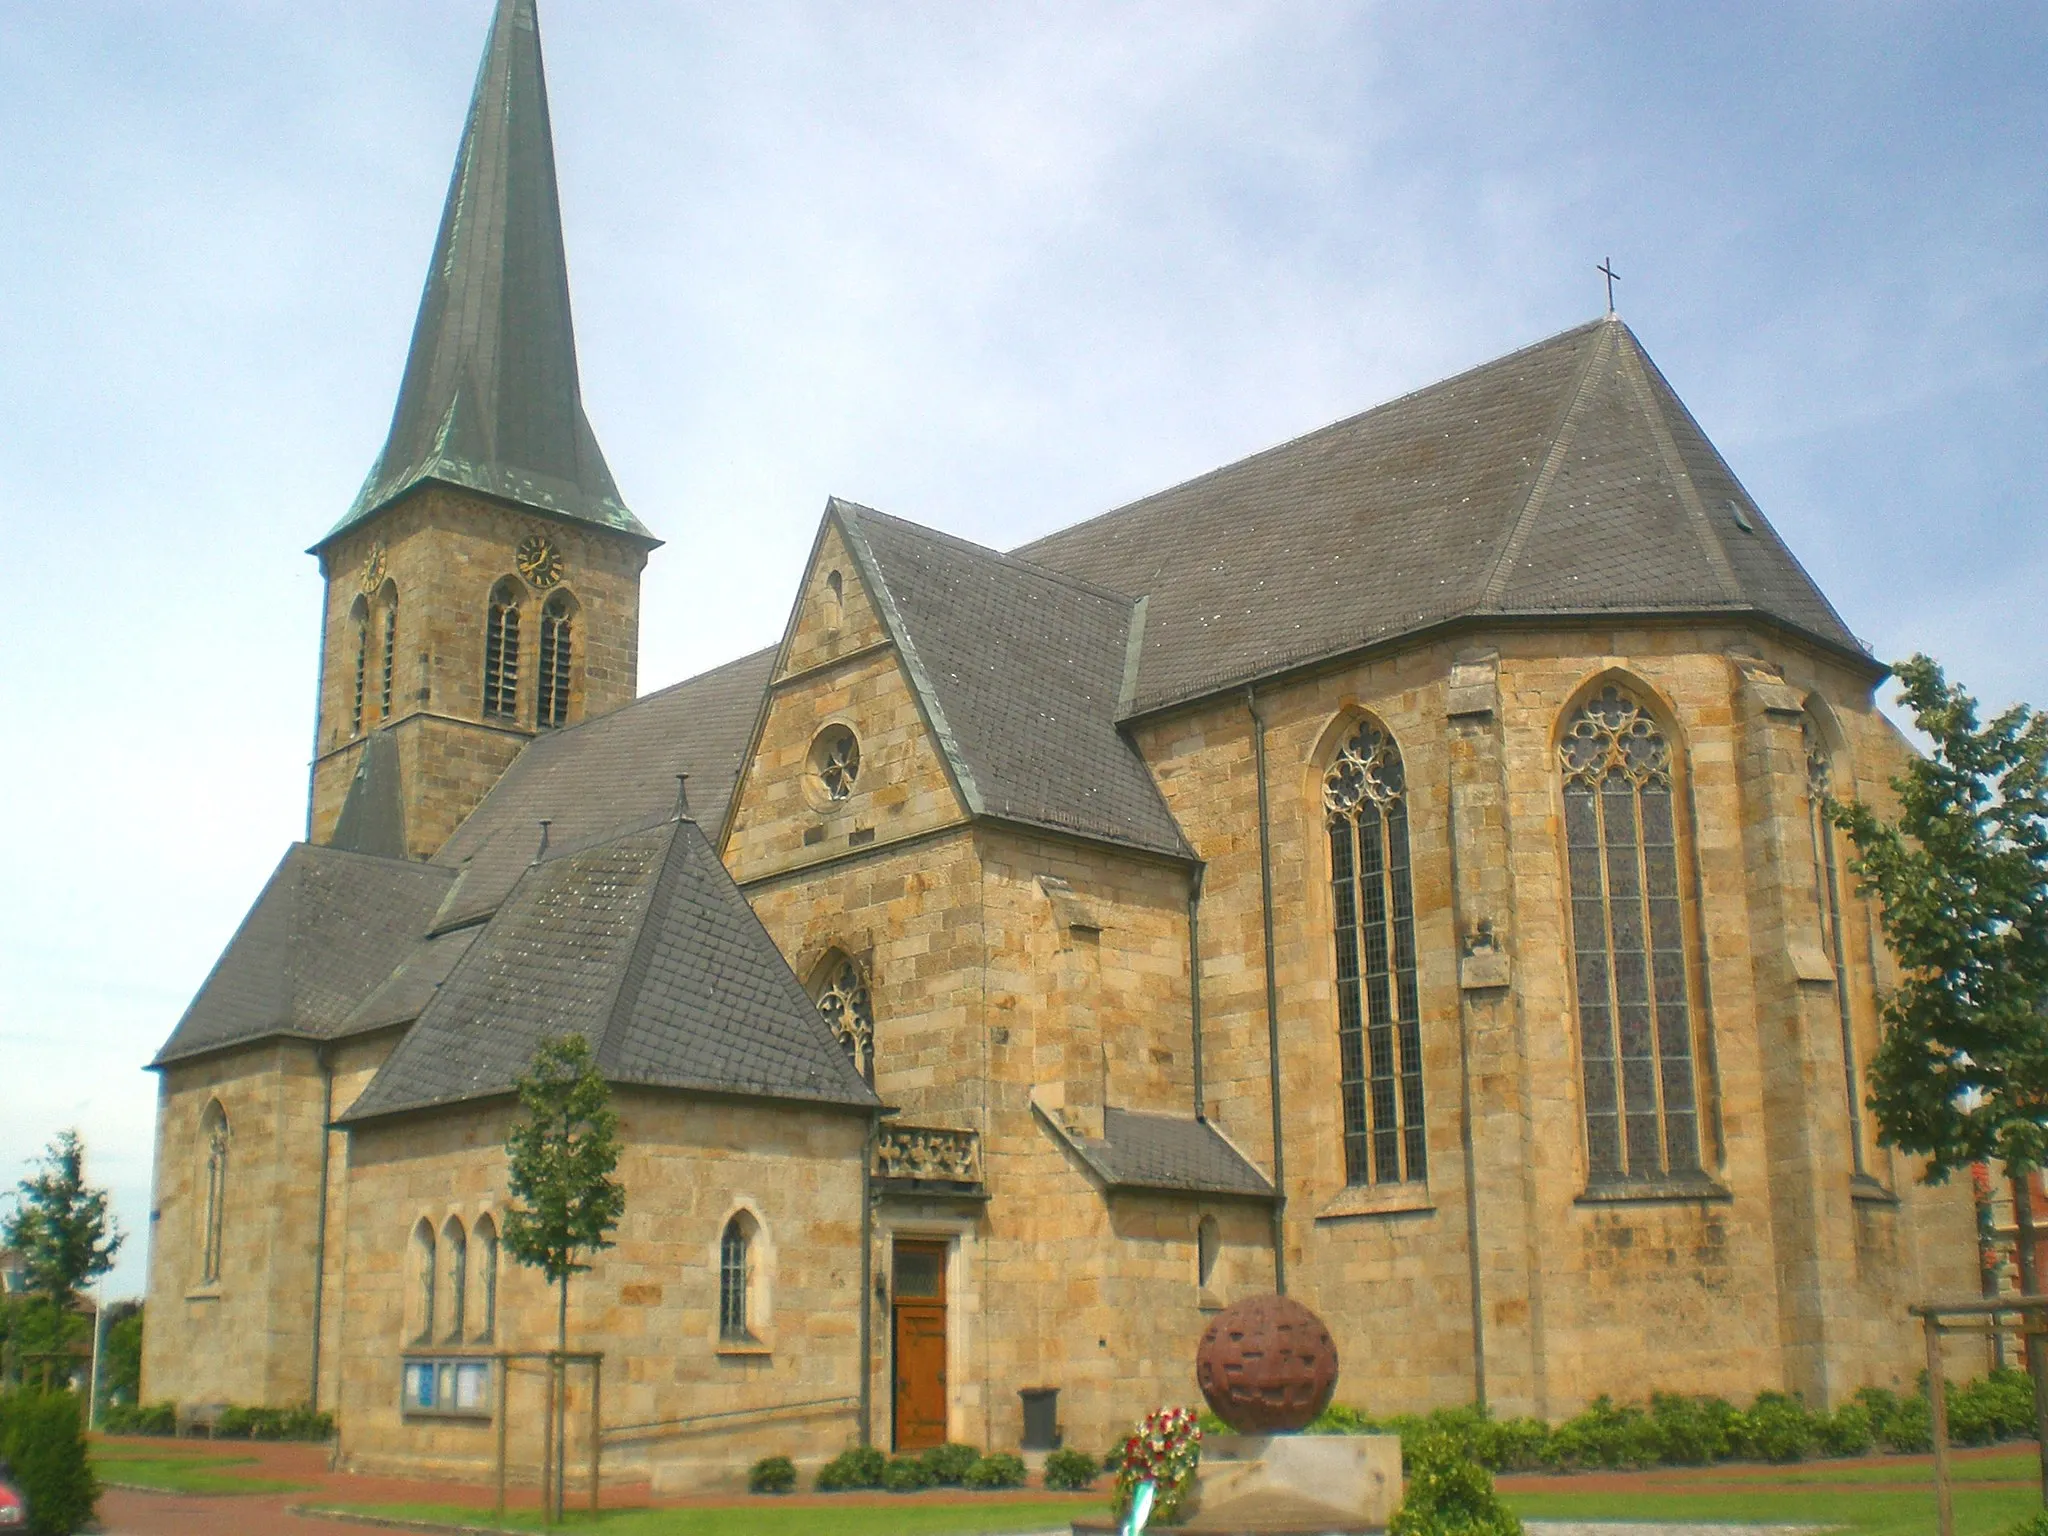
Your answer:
(1478, 318), (1615, 611)
(834, 498), (1141, 608)
(1612, 325), (1743, 604)
(599, 820), (689, 1075)
(1018, 317), (1612, 562)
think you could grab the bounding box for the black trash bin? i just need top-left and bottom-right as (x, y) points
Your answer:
(1020, 1386), (1061, 1450)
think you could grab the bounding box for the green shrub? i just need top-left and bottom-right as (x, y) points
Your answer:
(3, 1390), (99, 1535)
(882, 1454), (931, 1491)
(1545, 1397), (1658, 1470)
(1472, 1415), (1551, 1472)
(1815, 1401), (1875, 1458)
(1389, 1432), (1522, 1536)
(1043, 1447), (1100, 1490)
(1951, 1368), (2037, 1445)
(963, 1451), (1027, 1490)
(746, 1455), (796, 1494)
(1305, 1402), (1376, 1434)
(1732, 1391), (1815, 1463)
(919, 1442), (981, 1486)
(1998, 1512), (2048, 1536)
(98, 1402), (175, 1437)
(1645, 1395), (1736, 1465)
(1872, 1389), (1932, 1454)
(210, 1403), (332, 1442)
(814, 1444), (887, 1491)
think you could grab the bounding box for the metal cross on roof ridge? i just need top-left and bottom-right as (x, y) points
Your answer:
(1598, 257), (1620, 313)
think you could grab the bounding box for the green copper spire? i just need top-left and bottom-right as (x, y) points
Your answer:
(321, 0), (651, 548)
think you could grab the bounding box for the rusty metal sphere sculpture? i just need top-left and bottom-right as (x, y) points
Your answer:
(1195, 1294), (1340, 1434)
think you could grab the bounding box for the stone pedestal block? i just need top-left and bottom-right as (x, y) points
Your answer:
(1184, 1432), (1402, 1533)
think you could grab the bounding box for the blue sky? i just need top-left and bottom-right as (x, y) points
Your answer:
(1, 2), (2042, 1298)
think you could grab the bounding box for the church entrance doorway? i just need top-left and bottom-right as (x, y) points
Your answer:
(891, 1239), (948, 1450)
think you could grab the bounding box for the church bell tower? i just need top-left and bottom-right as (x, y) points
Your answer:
(307, 0), (657, 861)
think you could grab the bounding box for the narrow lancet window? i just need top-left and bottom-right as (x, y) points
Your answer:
(1805, 714), (1866, 1175)
(350, 597), (369, 736)
(1324, 720), (1426, 1186)
(815, 956), (875, 1085)
(379, 588), (399, 720)
(200, 1102), (229, 1285)
(441, 1218), (467, 1342)
(1560, 685), (1701, 1180)
(484, 580), (521, 719)
(473, 1216), (498, 1343)
(412, 1220), (437, 1345)
(537, 592), (573, 729)
(719, 1215), (753, 1342)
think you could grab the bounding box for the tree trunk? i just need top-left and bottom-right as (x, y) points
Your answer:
(2010, 1172), (2048, 1507)
(555, 1276), (570, 1524)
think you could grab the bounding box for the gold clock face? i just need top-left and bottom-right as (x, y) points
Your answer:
(359, 542), (387, 594)
(516, 533), (563, 589)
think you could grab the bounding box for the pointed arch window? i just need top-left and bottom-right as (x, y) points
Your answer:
(719, 1214), (756, 1343)
(1560, 685), (1701, 1180)
(411, 1220), (437, 1345)
(1324, 720), (1426, 1187)
(199, 1102), (229, 1286)
(537, 592), (574, 729)
(379, 585), (400, 720)
(472, 1215), (499, 1343)
(484, 580), (521, 719)
(815, 955), (875, 1085)
(1804, 714), (1867, 1175)
(349, 596), (370, 737)
(441, 1218), (467, 1342)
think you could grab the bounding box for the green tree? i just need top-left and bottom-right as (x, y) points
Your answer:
(1829, 653), (2048, 1498)
(500, 1034), (625, 1521)
(101, 1301), (143, 1406)
(3, 1132), (123, 1317)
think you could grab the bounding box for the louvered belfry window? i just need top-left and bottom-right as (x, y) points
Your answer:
(380, 595), (399, 719)
(351, 604), (369, 736)
(537, 593), (573, 729)
(483, 580), (521, 719)
(1325, 720), (1426, 1186)
(1561, 685), (1701, 1180)
(1804, 715), (1867, 1174)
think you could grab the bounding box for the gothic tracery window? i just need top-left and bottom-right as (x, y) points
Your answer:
(815, 956), (875, 1084)
(472, 1215), (499, 1343)
(199, 1101), (229, 1286)
(719, 1214), (755, 1342)
(1324, 720), (1426, 1186)
(441, 1218), (467, 1343)
(411, 1219), (437, 1345)
(1560, 685), (1701, 1180)
(1804, 713), (1867, 1175)
(484, 579), (521, 719)
(537, 592), (574, 729)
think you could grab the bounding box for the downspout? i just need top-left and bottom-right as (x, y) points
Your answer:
(309, 1044), (334, 1410)
(1187, 864), (1206, 1120)
(1444, 777), (1488, 1407)
(1246, 688), (1287, 1294)
(858, 1109), (877, 1447)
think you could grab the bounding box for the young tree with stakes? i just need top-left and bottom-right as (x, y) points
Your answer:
(501, 1035), (624, 1521)
(1829, 654), (2048, 1499)
(3, 1130), (123, 1388)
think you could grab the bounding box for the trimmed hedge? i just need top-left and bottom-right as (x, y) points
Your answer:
(213, 1404), (333, 1441)
(1204, 1369), (2038, 1473)
(963, 1451), (1027, 1489)
(814, 1444), (887, 1491)
(746, 1455), (796, 1494)
(98, 1402), (176, 1437)
(882, 1455), (931, 1491)
(0, 1390), (100, 1535)
(1043, 1447), (1100, 1490)
(920, 1442), (981, 1486)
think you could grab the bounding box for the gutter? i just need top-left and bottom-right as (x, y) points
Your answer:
(1245, 687), (1288, 1294)
(1187, 863), (1206, 1121)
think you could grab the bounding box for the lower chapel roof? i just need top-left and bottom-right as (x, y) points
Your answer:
(157, 317), (1874, 1126)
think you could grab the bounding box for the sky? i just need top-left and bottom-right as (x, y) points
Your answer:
(1, 2), (2043, 1300)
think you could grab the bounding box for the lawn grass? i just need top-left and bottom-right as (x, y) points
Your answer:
(1505, 1482), (2041, 1535)
(312, 1499), (1082, 1535)
(93, 1450), (312, 1496)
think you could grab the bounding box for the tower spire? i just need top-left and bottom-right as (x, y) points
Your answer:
(321, 0), (652, 548)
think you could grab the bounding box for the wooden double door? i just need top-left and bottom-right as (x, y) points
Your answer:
(891, 1240), (948, 1451)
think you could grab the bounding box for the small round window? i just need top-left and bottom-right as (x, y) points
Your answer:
(809, 724), (860, 802)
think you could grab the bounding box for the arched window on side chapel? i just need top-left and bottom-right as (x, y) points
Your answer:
(1323, 720), (1426, 1187)
(1803, 712), (1867, 1175)
(816, 955), (875, 1085)
(1559, 684), (1701, 1181)
(199, 1101), (229, 1285)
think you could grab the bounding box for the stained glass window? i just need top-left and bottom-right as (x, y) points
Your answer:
(719, 1216), (753, 1342)
(1560, 685), (1700, 1179)
(1324, 720), (1426, 1186)
(1804, 714), (1866, 1175)
(200, 1103), (228, 1285)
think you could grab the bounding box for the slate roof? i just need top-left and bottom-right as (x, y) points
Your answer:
(320, 0), (650, 548)
(153, 845), (456, 1066)
(339, 817), (880, 1123)
(431, 646), (775, 930)
(329, 729), (407, 859)
(831, 501), (1189, 859)
(1040, 1105), (1276, 1200)
(1019, 316), (1868, 718)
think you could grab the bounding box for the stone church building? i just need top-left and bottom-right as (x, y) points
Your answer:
(143, 0), (1974, 1491)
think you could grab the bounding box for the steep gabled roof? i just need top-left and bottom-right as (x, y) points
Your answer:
(829, 500), (1189, 859)
(152, 845), (455, 1066)
(1019, 316), (1868, 717)
(328, 728), (407, 859)
(430, 646), (775, 931)
(320, 0), (650, 548)
(339, 817), (879, 1123)
(1039, 1105), (1276, 1200)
